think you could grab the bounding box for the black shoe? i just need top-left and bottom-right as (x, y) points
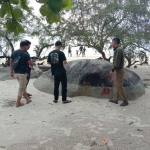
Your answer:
(53, 100), (58, 103)
(120, 101), (129, 106)
(109, 99), (118, 104)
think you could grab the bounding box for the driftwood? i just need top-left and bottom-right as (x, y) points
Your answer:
(38, 61), (45, 65)
(39, 66), (51, 72)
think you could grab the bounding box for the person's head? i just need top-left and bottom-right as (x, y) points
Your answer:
(112, 38), (120, 48)
(25, 40), (31, 50)
(55, 41), (62, 50)
(20, 40), (31, 50)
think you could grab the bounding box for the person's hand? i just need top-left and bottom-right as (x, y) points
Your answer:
(10, 72), (14, 78)
(110, 71), (114, 78)
(32, 59), (36, 65)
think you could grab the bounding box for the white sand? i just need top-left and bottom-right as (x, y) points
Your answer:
(0, 57), (150, 150)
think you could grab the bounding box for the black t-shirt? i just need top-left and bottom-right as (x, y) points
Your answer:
(47, 50), (66, 75)
(80, 46), (83, 51)
(11, 49), (30, 74)
(68, 47), (71, 53)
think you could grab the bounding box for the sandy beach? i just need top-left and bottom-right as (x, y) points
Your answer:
(0, 56), (150, 150)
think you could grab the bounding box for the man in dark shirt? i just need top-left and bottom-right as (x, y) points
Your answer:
(47, 41), (71, 104)
(10, 40), (34, 107)
(79, 46), (83, 57)
(83, 47), (86, 57)
(109, 38), (129, 106)
(68, 45), (72, 57)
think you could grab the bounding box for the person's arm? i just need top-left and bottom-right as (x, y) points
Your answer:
(47, 53), (51, 65)
(28, 60), (35, 67)
(9, 58), (14, 77)
(62, 52), (67, 64)
(63, 60), (67, 64)
(26, 53), (35, 67)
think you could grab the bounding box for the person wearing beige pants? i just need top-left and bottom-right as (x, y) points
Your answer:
(109, 38), (129, 106)
(113, 69), (128, 103)
(15, 74), (28, 97)
(10, 40), (34, 107)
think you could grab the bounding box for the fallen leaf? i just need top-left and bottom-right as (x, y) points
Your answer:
(13, 121), (19, 124)
(71, 113), (74, 114)
(102, 138), (109, 144)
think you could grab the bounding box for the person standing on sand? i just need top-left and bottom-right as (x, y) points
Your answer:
(47, 41), (71, 104)
(10, 41), (35, 107)
(76, 49), (79, 57)
(79, 46), (83, 56)
(83, 47), (86, 57)
(24, 40), (33, 98)
(109, 38), (129, 106)
(68, 45), (72, 57)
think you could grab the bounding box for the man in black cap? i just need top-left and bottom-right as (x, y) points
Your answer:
(109, 38), (129, 106)
(47, 41), (71, 104)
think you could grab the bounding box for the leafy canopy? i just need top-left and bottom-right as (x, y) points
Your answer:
(0, 0), (73, 35)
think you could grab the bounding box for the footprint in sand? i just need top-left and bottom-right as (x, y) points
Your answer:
(74, 143), (91, 150)
(39, 138), (52, 145)
(0, 146), (6, 150)
(108, 128), (119, 134)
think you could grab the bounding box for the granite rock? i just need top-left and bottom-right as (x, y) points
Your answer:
(33, 59), (145, 100)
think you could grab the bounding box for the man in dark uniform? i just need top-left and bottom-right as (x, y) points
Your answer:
(47, 41), (71, 104)
(109, 38), (129, 106)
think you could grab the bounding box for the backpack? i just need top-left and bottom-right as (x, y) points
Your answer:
(12, 51), (25, 71)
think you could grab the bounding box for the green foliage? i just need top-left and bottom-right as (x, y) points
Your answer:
(12, 8), (23, 19)
(10, 0), (19, 4)
(38, 0), (73, 22)
(4, 19), (24, 35)
(0, 2), (8, 17)
(48, 0), (63, 14)
(0, 0), (73, 36)
(0, 0), (29, 35)
(19, 0), (29, 11)
(63, 0), (73, 10)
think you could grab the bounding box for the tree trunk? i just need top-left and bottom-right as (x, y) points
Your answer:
(140, 51), (148, 65)
(38, 44), (53, 57)
(124, 55), (131, 68)
(124, 57), (139, 68)
(101, 51), (112, 62)
(5, 36), (15, 53)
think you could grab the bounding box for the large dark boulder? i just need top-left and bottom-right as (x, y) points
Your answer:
(33, 59), (145, 100)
